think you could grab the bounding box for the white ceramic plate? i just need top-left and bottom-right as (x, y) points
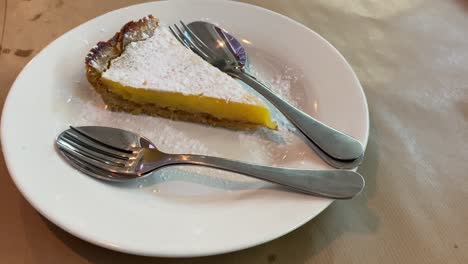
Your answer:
(1, 0), (368, 257)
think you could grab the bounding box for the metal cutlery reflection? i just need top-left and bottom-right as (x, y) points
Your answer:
(56, 126), (364, 199)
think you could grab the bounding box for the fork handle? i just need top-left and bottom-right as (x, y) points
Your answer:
(229, 70), (364, 161)
(165, 154), (364, 199)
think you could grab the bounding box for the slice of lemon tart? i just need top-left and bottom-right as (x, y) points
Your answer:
(85, 15), (277, 130)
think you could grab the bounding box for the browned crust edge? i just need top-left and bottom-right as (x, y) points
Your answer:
(85, 15), (271, 130)
(85, 15), (159, 72)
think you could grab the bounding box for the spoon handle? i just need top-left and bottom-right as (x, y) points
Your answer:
(166, 154), (364, 199)
(230, 70), (364, 161)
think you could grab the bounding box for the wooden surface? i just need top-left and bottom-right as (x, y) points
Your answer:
(1, 0), (467, 263)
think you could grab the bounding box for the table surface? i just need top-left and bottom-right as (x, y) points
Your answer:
(1, 0), (467, 263)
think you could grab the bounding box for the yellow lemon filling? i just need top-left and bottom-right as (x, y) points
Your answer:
(101, 78), (277, 129)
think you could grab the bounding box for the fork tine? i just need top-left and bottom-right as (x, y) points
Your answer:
(173, 24), (211, 59)
(58, 134), (128, 167)
(173, 24), (206, 57)
(60, 149), (135, 181)
(67, 127), (133, 159)
(179, 21), (218, 57)
(169, 25), (190, 49)
(70, 126), (133, 154)
(57, 138), (127, 173)
(57, 137), (126, 168)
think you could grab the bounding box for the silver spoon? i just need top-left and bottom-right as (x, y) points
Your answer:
(56, 126), (364, 199)
(182, 21), (364, 168)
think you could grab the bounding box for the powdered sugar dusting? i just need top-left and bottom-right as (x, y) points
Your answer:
(58, 86), (273, 183)
(102, 26), (263, 105)
(54, 28), (316, 194)
(249, 64), (304, 109)
(234, 65), (303, 164)
(56, 67), (313, 187)
(247, 63), (305, 133)
(67, 91), (215, 156)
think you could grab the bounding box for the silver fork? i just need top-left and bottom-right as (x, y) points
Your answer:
(56, 126), (364, 199)
(168, 21), (365, 165)
(169, 22), (219, 61)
